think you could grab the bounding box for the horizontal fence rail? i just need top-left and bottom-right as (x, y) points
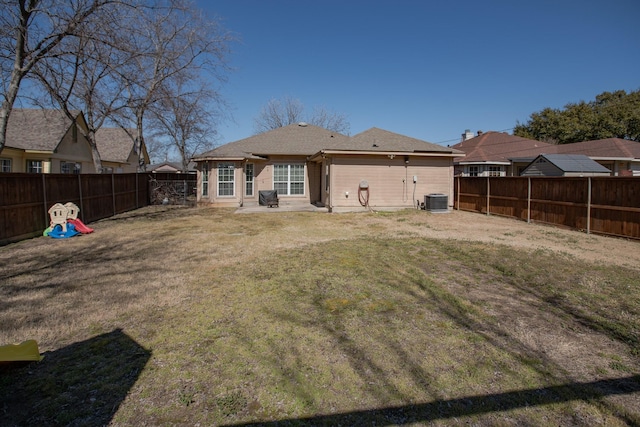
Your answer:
(454, 176), (640, 240)
(0, 173), (195, 245)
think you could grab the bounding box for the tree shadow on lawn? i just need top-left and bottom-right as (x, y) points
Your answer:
(0, 328), (151, 426)
(218, 238), (640, 426)
(224, 375), (640, 426)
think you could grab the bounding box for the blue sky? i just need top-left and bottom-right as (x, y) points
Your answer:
(198, 0), (640, 146)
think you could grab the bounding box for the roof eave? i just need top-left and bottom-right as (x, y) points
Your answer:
(312, 149), (461, 159)
(588, 156), (636, 161)
(456, 160), (510, 165)
(24, 149), (54, 154)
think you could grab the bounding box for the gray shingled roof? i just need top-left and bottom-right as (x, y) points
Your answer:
(5, 109), (82, 151)
(95, 127), (136, 163)
(536, 154), (611, 173)
(194, 123), (351, 159)
(193, 123), (460, 160)
(343, 127), (462, 153)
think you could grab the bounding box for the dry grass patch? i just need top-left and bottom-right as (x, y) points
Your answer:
(0, 206), (639, 426)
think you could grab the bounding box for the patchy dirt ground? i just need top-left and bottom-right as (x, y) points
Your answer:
(373, 209), (640, 269)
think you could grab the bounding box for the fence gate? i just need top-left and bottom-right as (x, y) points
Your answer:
(149, 176), (197, 206)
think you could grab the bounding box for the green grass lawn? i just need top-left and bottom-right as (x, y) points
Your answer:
(1, 207), (638, 426)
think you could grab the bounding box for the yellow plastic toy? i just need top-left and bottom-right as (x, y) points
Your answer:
(0, 340), (43, 362)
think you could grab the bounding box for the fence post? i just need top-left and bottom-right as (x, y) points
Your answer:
(112, 173), (116, 216)
(486, 176), (490, 215)
(456, 176), (460, 210)
(183, 179), (187, 205)
(135, 173), (139, 209)
(42, 174), (48, 224)
(527, 177), (531, 224)
(587, 177), (592, 234)
(78, 174), (84, 221)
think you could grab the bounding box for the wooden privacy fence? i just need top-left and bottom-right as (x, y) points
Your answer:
(454, 176), (640, 240)
(0, 173), (151, 245)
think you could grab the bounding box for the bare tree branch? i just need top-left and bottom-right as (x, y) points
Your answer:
(253, 96), (349, 134)
(0, 0), (119, 153)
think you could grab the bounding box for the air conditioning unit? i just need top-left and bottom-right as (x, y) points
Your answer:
(424, 193), (448, 212)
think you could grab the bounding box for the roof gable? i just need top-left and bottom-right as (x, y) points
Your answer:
(530, 154), (611, 173)
(95, 127), (138, 163)
(5, 109), (84, 151)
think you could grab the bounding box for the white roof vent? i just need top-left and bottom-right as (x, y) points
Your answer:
(298, 122), (308, 127)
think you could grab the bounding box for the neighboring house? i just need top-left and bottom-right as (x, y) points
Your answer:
(454, 130), (640, 177)
(1, 109), (95, 173)
(521, 154), (611, 177)
(0, 109), (149, 174)
(95, 127), (149, 173)
(191, 123), (463, 212)
(148, 161), (196, 173)
(451, 130), (553, 177)
(553, 138), (640, 176)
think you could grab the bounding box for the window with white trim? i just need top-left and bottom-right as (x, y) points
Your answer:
(61, 162), (81, 174)
(0, 158), (11, 172)
(468, 166), (479, 177)
(218, 162), (234, 196)
(27, 160), (43, 173)
(202, 162), (209, 197)
(488, 166), (502, 177)
(274, 164), (304, 195)
(245, 163), (254, 196)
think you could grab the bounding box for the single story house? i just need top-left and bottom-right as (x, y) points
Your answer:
(148, 161), (197, 173)
(453, 130), (640, 177)
(451, 130), (553, 177)
(191, 123), (464, 212)
(0, 109), (148, 173)
(520, 154), (612, 177)
(553, 138), (640, 176)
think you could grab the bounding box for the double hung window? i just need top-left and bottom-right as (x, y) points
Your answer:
(245, 163), (254, 196)
(202, 162), (209, 196)
(273, 164), (304, 195)
(27, 160), (43, 173)
(218, 162), (234, 196)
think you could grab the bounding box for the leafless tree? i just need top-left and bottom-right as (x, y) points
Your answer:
(0, 0), (117, 154)
(22, 0), (232, 172)
(117, 0), (232, 171)
(30, 3), (136, 172)
(308, 105), (351, 135)
(254, 96), (350, 135)
(149, 78), (222, 171)
(253, 96), (304, 133)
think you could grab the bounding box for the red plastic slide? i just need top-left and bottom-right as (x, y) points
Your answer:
(67, 218), (94, 234)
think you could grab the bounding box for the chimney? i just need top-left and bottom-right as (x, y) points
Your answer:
(461, 129), (474, 141)
(477, 130), (483, 136)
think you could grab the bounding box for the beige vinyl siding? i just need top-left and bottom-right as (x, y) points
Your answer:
(329, 155), (454, 211)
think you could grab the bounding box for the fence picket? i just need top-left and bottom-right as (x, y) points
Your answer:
(0, 173), (195, 245)
(455, 176), (640, 240)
